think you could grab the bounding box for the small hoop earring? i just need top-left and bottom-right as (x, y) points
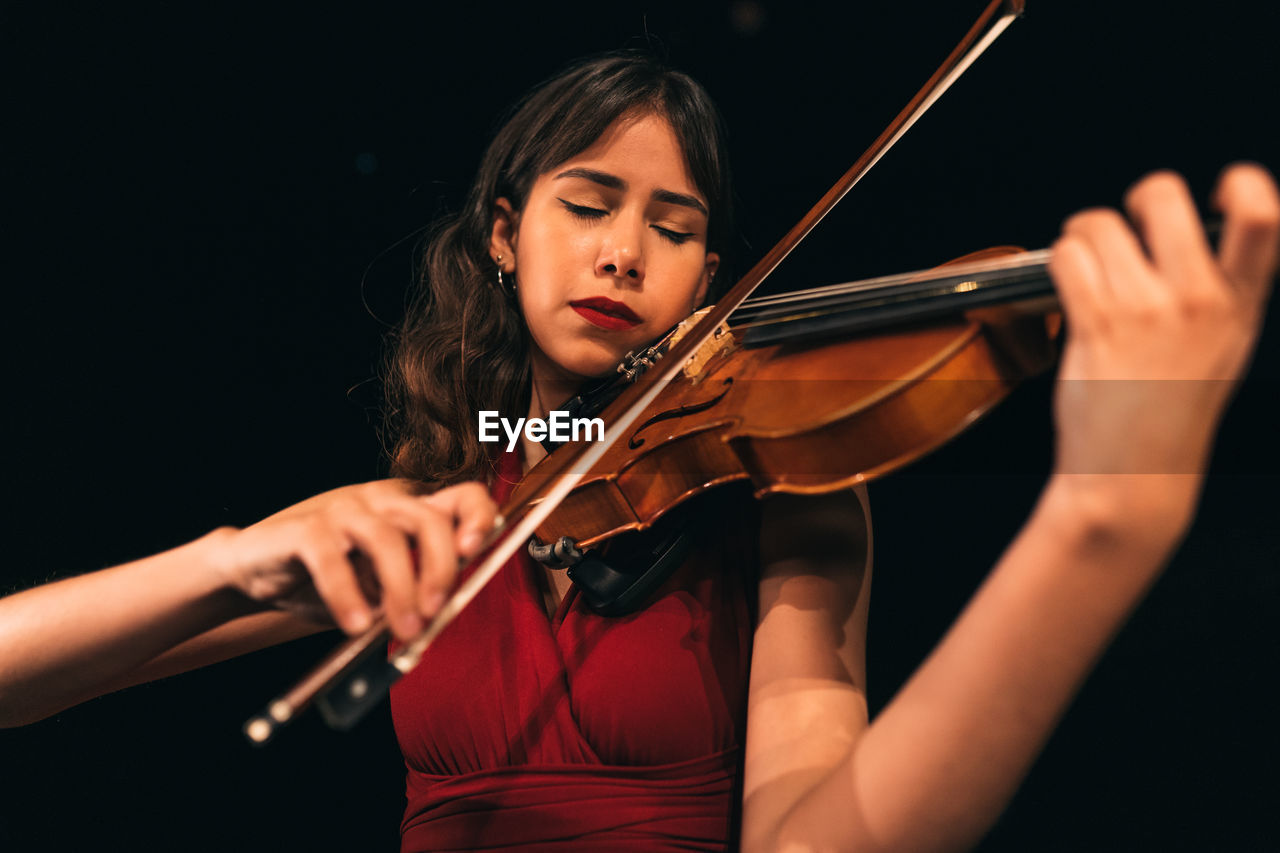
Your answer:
(494, 254), (515, 295)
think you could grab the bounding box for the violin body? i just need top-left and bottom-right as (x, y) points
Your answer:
(516, 248), (1060, 551)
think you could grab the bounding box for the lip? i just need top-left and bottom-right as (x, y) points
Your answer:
(569, 297), (643, 330)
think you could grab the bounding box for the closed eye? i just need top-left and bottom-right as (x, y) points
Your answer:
(652, 225), (695, 245)
(558, 198), (695, 245)
(557, 198), (606, 220)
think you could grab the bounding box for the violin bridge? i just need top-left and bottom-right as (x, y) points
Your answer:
(669, 307), (735, 384)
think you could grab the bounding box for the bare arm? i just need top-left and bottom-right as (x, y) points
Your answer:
(742, 164), (1280, 851)
(743, 487), (872, 850)
(0, 529), (267, 728)
(745, 476), (1193, 853)
(0, 479), (498, 728)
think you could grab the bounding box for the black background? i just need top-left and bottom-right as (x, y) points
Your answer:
(3, 2), (1277, 850)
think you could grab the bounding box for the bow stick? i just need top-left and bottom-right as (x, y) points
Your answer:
(244, 0), (1026, 744)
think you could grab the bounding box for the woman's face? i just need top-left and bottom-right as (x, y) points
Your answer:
(491, 112), (719, 388)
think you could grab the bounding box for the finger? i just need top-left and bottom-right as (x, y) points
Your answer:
(342, 513), (422, 640)
(349, 551), (384, 607)
(424, 483), (501, 558)
(1063, 207), (1159, 306)
(1124, 170), (1217, 290)
(1048, 232), (1110, 339)
(1213, 162), (1280, 304)
(403, 503), (457, 617)
(296, 521), (374, 635)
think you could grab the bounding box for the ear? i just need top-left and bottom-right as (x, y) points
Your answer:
(489, 197), (520, 272)
(695, 252), (720, 308)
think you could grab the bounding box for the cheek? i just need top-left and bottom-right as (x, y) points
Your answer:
(516, 218), (592, 287)
(650, 256), (708, 317)
(511, 223), (599, 368)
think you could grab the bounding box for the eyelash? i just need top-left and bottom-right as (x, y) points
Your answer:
(557, 199), (695, 246)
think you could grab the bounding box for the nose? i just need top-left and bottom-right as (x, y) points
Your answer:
(595, 216), (645, 285)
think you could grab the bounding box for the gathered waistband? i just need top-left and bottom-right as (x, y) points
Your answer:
(401, 749), (740, 852)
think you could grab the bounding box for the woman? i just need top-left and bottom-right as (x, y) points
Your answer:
(3, 46), (1278, 853)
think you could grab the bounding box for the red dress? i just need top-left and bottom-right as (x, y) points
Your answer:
(390, 449), (757, 851)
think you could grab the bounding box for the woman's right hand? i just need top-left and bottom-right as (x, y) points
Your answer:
(209, 480), (499, 641)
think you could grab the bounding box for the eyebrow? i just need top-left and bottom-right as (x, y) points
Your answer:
(554, 167), (709, 217)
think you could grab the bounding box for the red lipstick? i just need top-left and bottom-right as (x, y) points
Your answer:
(570, 297), (642, 331)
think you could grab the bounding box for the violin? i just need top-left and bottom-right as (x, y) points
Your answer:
(515, 244), (1059, 613)
(244, 0), (1052, 741)
(518, 246), (1059, 540)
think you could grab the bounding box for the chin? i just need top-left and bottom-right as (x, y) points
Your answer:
(567, 354), (625, 380)
(556, 342), (631, 380)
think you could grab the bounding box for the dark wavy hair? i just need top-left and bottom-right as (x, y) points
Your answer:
(383, 51), (735, 488)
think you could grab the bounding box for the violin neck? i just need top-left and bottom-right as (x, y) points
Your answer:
(733, 249), (1055, 346)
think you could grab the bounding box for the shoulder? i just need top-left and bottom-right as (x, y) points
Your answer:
(758, 485), (871, 584)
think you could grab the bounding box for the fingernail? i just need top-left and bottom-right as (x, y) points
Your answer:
(347, 610), (372, 633)
(461, 531), (483, 555)
(398, 612), (425, 638)
(423, 591), (446, 615)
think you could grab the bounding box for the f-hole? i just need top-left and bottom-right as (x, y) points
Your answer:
(628, 377), (734, 450)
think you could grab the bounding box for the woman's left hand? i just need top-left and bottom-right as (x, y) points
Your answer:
(1047, 163), (1279, 511)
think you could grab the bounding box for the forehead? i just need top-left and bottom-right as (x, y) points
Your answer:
(545, 112), (700, 196)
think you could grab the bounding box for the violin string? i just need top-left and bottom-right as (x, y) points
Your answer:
(734, 274), (1052, 332)
(736, 250), (1052, 307)
(730, 260), (1053, 336)
(732, 217), (1219, 320)
(730, 249), (1053, 320)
